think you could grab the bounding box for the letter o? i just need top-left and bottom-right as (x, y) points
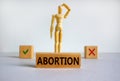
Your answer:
(49, 57), (54, 65)
(67, 57), (73, 65)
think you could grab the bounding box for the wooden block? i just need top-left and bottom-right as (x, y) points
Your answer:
(36, 52), (81, 68)
(19, 45), (34, 59)
(85, 46), (98, 59)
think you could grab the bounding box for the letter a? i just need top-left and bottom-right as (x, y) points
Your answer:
(37, 57), (43, 65)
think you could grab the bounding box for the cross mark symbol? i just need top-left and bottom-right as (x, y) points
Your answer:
(89, 48), (95, 56)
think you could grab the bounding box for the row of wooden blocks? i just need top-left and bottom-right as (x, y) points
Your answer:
(19, 45), (98, 59)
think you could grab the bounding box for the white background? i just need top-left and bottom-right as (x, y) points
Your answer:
(0, 0), (120, 53)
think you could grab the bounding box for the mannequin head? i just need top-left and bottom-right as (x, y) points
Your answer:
(58, 6), (62, 14)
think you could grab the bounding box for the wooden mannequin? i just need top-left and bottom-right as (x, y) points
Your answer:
(50, 3), (71, 53)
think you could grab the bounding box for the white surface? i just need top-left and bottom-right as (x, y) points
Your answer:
(0, 0), (120, 53)
(0, 53), (120, 81)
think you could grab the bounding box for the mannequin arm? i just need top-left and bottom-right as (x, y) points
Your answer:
(50, 15), (55, 38)
(62, 3), (71, 18)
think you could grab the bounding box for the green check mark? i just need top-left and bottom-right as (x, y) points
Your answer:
(23, 49), (29, 55)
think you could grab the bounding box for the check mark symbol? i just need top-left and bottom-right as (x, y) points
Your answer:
(23, 49), (29, 55)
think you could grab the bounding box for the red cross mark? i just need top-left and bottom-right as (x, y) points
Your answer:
(89, 48), (95, 56)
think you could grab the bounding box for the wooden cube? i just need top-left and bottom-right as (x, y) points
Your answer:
(36, 52), (81, 68)
(85, 46), (98, 59)
(19, 45), (34, 59)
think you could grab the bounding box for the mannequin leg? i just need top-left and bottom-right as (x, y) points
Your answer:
(55, 31), (59, 53)
(58, 31), (62, 52)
